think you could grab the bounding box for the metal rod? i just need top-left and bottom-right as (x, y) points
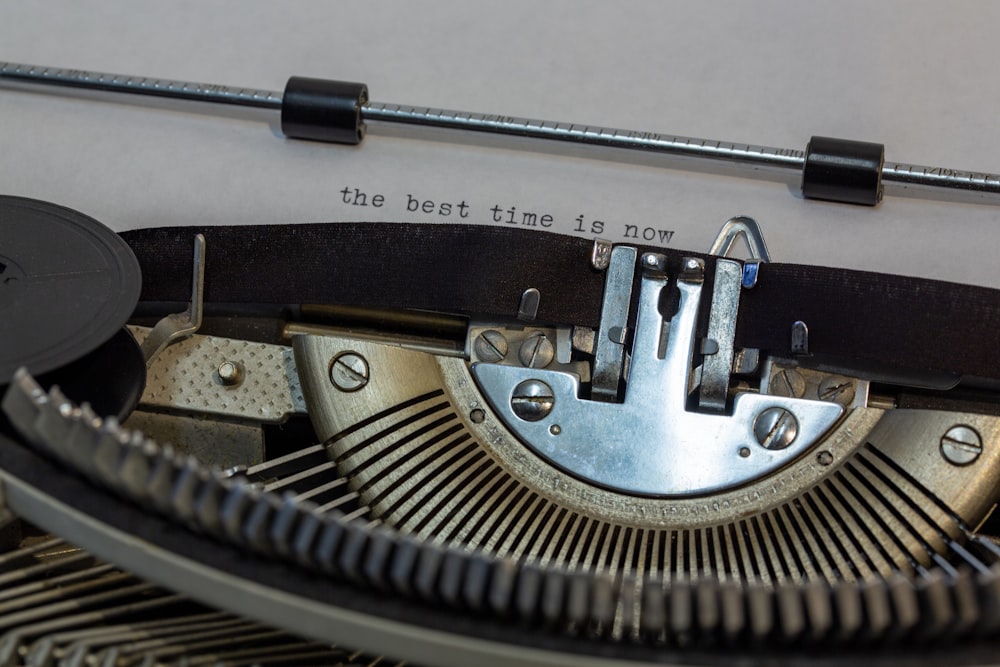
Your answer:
(361, 102), (805, 172)
(0, 62), (282, 109)
(4, 61), (1000, 201)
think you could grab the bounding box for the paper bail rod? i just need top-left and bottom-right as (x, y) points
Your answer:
(3, 61), (998, 206)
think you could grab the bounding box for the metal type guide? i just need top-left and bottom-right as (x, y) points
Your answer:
(3, 62), (1000, 666)
(4, 61), (1000, 206)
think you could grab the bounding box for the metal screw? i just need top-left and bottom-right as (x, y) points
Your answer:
(330, 352), (369, 392)
(511, 379), (554, 422)
(769, 368), (805, 398)
(940, 425), (982, 466)
(818, 376), (855, 405)
(217, 361), (244, 387)
(518, 332), (554, 368)
(753, 407), (799, 450)
(474, 330), (508, 363)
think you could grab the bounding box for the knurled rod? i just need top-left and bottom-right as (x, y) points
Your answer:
(4, 60), (1000, 198)
(0, 62), (283, 109)
(361, 102), (805, 172)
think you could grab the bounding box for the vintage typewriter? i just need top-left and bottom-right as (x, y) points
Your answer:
(2, 63), (1000, 666)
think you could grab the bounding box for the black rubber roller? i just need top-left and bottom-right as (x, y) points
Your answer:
(281, 76), (368, 145)
(801, 136), (885, 206)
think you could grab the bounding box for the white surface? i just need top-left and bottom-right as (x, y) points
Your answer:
(2, 1), (999, 288)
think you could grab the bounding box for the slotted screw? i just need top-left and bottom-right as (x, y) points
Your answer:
(769, 368), (805, 398)
(818, 376), (855, 405)
(474, 330), (508, 363)
(330, 352), (369, 392)
(940, 425), (982, 466)
(518, 332), (554, 368)
(511, 379), (554, 422)
(753, 407), (798, 450)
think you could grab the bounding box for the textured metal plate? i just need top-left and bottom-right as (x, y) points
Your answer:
(131, 326), (306, 422)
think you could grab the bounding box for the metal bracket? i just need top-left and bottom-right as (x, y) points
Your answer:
(140, 234), (206, 366)
(590, 246), (637, 401)
(472, 254), (843, 497)
(707, 216), (771, 263)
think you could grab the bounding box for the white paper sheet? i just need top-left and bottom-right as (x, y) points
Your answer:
(3, 0), (1000, 288)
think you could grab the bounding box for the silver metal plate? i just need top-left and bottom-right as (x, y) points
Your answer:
(473, 264), (843, 496)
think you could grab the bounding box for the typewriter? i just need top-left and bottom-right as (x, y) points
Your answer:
(3, 60), (1000, 667)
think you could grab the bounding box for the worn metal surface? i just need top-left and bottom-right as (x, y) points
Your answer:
(131, 327), (306, 423)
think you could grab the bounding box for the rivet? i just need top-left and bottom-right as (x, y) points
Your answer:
(217, 361), (244, 387)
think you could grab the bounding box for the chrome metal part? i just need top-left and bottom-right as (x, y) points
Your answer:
(7, 61), (1000, 202)
(791, 321), (810, 355)
(516, 288), (540, 322)
(590, 239), (613, 271)
(699, 259), (742, 412)
(591, 246), (636, 402)
(708, 216), (772, 262)
(139, 234), (205, 366)
(130, 326), (306, 423)
(467, 325), (588, 380)
(0, 62), (284, 109)
(510, 380), (555, 422)
(472, 258), (844, 496)
(753, 407), (798, 450)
